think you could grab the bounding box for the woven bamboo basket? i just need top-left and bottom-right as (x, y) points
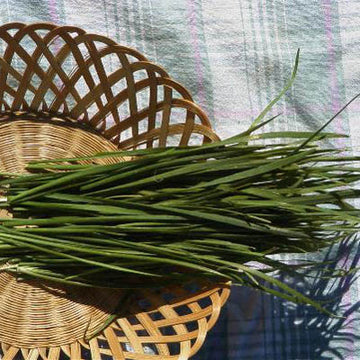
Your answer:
(0, 23), (230, 360)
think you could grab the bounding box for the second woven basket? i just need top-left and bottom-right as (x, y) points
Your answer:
(0, 23), (230, 360)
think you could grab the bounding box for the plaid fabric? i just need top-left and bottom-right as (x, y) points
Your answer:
(1, 0), (359, 359)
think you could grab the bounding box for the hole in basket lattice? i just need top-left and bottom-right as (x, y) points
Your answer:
(98, 338), (110, 349)
(10, 53), (27, 74)
(95, 120), (106, 132)
(0, 39), (6, 57)
(3, 92), (13, 105)
(185, 320), (199, 333)
(123, 126), (135, 142)
(7, 28), (18, 37)
(149, 311), (165, 321)
(135, 329), (150, 337)
(6, 73), (19, 92)
(52, 73), (65, 90)
(111, 77), (127, 96)
(117, 100), (131, 120)
(128, 315), (141, 325)
(35, 28), (50, 39)
(114, 328), (126, 337)
(137, 118), (149, 134)
(65, 93), (76, 110)
(170, 107), (187, 125)
(133, 69), (148, 83)
(188, 132), (204, 146)
(100, 93), (108, 106)
(61, 51), (77, 77)
(100, 355), (113, 360)
(110, 53), (122, 73)
(85, 100), (100, 118)
(168, 342), (181, 355)
(154, 110), (163, 129)
(57, 102), (66, 113)
(166, 134), (182, 147)
(77, 42), (90, 60)
(101, 54), (117, 77)
(94, 40), (107, 52)
(30, 72), (42, 90)
(174, 304), (193, 316)
(136, 88), (150, 114)
(136, 142), (147, 149)
(156, 85), (164, 104)
(81, 346), (92, 359)
(47, 35), (66, 57)
(198, 296), (212, 309)
(20, 34), (38, 56)
(159, 325), (177, 336)
(43, 89), (56, 109)
(143, 344), (158, 355)
(126, 53), (141, 64)
(104, 114), (116, 130)
(121, 342), (132, 352)
(24, 89), (35, 106)
(38, 54), (51, 72)
(88, 64), (101, 86)
(74, 75), (90, 99)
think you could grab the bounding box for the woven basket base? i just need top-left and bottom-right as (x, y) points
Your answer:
(0, 281), (230, 360)
(0, 112), (127, 348)
(0, 272), (126, 348)
(0, 113), (230, 360)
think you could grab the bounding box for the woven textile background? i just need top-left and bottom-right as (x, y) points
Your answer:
(0, 1), (359, 359)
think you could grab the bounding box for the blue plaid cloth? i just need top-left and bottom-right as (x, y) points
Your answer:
(1, 1), (359, 358)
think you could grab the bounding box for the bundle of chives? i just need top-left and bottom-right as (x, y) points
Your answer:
(0, 50), (358, 315)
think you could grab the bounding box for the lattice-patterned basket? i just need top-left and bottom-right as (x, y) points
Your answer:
(0, 23), (230, 360)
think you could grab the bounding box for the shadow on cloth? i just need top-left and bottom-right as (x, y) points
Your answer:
(194, 236), (360, 360)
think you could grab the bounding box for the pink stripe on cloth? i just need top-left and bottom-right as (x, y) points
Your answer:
(48, 0), (63, 90)
(48, 0), (60, 24)
(323, 3), (355, 360)
(323, 0), (344, 136)
(187, 0), (206, 108)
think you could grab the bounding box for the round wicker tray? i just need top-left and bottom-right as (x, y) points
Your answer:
(0, 23), (230, 360)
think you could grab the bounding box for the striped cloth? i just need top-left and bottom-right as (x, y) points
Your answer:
(1, 0), (359, 359)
